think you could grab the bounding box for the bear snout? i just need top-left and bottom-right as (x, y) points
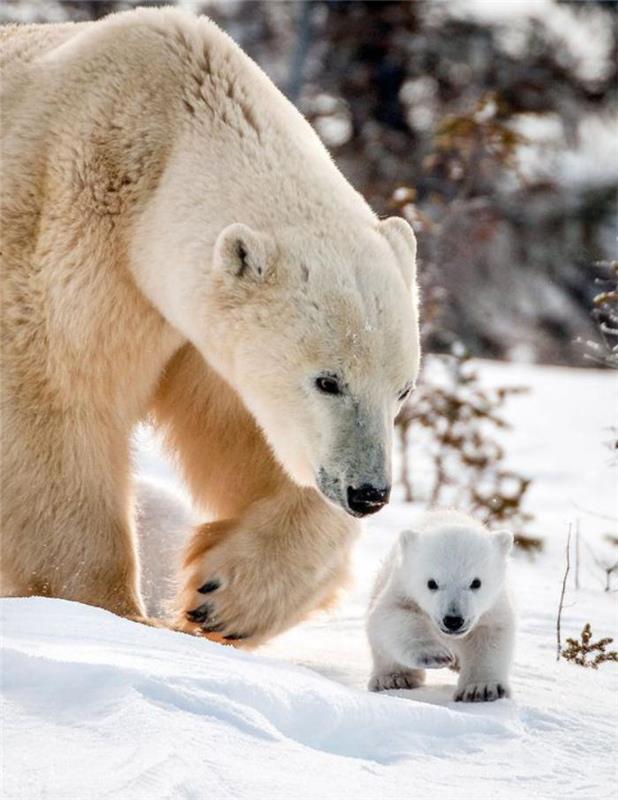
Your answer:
(346, 484), (390, 517)
(441, 614), (466, 634)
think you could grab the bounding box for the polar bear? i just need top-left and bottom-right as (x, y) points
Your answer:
(367, 511), (515, 701)
(0, 8), (420, 645)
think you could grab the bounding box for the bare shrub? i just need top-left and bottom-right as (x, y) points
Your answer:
(561, 623), (618, 669)
(578, 260), (618, 371)
(396, 344), (540, 550)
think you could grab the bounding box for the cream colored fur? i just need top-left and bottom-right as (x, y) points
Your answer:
(0, 9), (419, 643)
(152, 347), (359, 645)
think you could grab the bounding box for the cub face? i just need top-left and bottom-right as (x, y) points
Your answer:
(201, 218), (420, 519)
(398, 526), (513, 637)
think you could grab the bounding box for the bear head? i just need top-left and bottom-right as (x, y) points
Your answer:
(397, 525), (513, 637)
(201, 216), (420, 518)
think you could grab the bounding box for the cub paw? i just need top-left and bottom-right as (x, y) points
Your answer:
(410, 645), (454, 669)
(454, 681), (511, 703)
(368, 670), (424, 692)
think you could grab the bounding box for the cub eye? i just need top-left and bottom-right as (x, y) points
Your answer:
(470, 578), (481, 590)
(315, 375), (342, 396)
(398, 387), (412, 402)
(427, 579), (439, 591)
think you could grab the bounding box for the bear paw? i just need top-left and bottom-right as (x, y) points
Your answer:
(176, 517), (348, 647)
(410, 646), (454, 669)
(179, 567), (269, 647)
(368, 670), (424, 692)
(454, 680), (511, 703)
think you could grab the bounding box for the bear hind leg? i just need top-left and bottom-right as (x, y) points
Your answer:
(1, 412), (146, 620)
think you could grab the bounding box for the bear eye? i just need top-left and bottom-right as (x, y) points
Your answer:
(470, 578), (481, 590)
(427, 579), (439, 591)
(315, 375), (342, 396)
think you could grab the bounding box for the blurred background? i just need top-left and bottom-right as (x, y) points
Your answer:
(3, 0), (616, 366)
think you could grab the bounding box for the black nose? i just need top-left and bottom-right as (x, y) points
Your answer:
(346, 484), (390, 516)
(443, 615), (464, 632)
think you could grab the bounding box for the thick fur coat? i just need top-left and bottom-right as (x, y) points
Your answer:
(0, 9), (420, 645)
(367, 511), (515, 701)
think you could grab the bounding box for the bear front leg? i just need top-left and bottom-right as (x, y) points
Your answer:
(453, 619), (514, 702)
(367, 600), (454, 691)
(152, 346), (358, 646)
(367, 648), (426, 693)
(176, 487), (358, 647)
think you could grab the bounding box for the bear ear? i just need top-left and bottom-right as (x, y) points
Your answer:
(379, 216), (417, 288)
(213, 223), (277, 282)
(493, 529), (514, 556)
(399, 529), (419, 557)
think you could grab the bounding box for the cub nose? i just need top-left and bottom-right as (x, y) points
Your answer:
(443, 615), (465, 632)
(346, 484), (390, 517)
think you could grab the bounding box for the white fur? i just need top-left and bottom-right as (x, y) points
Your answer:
(134, 478), (198, 619)
(366, 511), (516, 701)
(125, 8), (421, 507)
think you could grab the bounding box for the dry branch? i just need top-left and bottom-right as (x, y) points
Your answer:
(556, 527), (571, 662)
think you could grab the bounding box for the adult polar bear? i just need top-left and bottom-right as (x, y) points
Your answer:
(0, 8), (420, 645)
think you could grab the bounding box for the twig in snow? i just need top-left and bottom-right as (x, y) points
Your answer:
(574, 520), (580, 591)
(556, 526), (571, 662)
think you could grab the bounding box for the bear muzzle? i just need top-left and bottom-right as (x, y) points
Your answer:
(346, 484), (390, 517)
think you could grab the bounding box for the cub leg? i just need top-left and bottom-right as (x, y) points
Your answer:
(368, 652), (426, 692)
(367, 600), (453, 690)
(453, 619), (514, 702)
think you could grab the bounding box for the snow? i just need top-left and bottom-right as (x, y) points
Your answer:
(2, 362), (617, 799)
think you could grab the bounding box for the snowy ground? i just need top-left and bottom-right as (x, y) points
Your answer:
(2, 361), (617, 799)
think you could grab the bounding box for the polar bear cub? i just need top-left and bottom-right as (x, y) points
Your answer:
(367, 510), (515, 702)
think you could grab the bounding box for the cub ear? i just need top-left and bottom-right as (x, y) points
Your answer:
(493, 529), (514, 556)
(379, 216), (417, 288)
(398, 529), (419, 558)
(214, 223), (277, 282)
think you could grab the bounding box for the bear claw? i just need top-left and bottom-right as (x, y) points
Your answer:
(419, 653), (453, 668)
(454, 681), (510, 702)
(202, 621), (227, 633)
(198, 580), (220, 594)
(369, 671), (423, 691)
(411, 647), (454, 669)
(186, 602), (212, 623)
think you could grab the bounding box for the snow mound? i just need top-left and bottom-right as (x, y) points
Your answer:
(0, 598), (534, 800)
